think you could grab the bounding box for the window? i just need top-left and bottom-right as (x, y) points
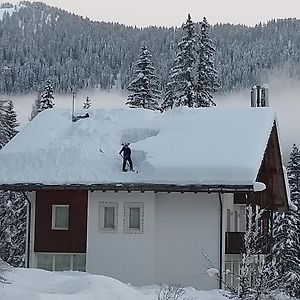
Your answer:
(124, 202), (144, 233)
(129, 207), (140, 229)
(234, 211), (239, 232)
(226, 209), (231, 232)
(36, 253), (86, 271)
(52, 205), (69, 230)
(54, 254), (70, 271)
(99, 202), (118, 232)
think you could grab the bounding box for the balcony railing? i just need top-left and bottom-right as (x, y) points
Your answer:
(225, 232), (271, 254)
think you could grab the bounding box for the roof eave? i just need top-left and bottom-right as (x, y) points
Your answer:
(0, 183), (254, 193)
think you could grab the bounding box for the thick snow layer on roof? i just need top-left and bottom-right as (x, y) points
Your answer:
(0, 107), (275, 186)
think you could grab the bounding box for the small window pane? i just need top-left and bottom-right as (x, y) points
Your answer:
(37, 254), (52, 271)
(104, 207), (115, 228)
(240, 206), (246, 232)
(226, 209), (231, 231)
(73, 254), (86, 271)
(224, 261), (232, 287)
(234, 211), (239, 232)
(55, 206), (69, 229)
(129, 207), (140, 229)
(55, 254), (70, 271)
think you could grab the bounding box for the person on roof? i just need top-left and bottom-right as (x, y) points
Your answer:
(119, 143), (133, 172)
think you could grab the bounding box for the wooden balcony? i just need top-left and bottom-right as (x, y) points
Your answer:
(225, 232), (245, 254)
(225, 231), (271, 254)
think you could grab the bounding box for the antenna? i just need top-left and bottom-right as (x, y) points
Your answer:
(72, 88), (76, 122)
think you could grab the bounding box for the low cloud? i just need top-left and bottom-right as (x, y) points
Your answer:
(4, 76), (300, 163)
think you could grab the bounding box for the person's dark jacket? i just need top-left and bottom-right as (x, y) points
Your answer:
(119, 146), (131, 160)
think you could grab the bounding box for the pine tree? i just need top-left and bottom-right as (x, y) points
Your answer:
(0, 100), (10, 149)
(126, 46), (161, 110)
(4, 100), (19, 140)
(271, 143), (300, 298)
(83, 96), (91, 109)
(163, 14), (198, 109)
(0, 102), (27, 267)
(0, 191), (27, 267)
(40, 80), (55, 110)
(195, 17), (219, 107)
(30, 93), (43, 120)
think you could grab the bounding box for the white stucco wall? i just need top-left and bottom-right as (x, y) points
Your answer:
(87, 191), (221, 290)
(154, 193), (220, 290)
(87, 191), (156, 285)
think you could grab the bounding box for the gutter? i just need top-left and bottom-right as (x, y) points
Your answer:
(218, 192), (223, 289)
(22, 192), (31, 268)
(0, 183), (254, 193)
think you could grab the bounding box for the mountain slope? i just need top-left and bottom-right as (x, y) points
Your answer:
(0, 2), (300, 94)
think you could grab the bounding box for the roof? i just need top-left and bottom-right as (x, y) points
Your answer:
(0, 107), (276, 189)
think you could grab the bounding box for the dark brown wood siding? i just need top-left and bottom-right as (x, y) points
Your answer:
(34, 190), (88, 253)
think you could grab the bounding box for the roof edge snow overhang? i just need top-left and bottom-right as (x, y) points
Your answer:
(0, 183), (254, 193)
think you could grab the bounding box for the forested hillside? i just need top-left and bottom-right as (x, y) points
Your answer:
(0, 1), (300, 94)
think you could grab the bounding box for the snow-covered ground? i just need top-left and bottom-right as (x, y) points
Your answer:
(0, 268), (226, 300)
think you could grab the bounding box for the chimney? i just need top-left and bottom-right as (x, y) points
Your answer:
(251, 84), (269, 107)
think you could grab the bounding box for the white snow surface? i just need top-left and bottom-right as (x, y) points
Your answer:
(0, 268), (227, 300)
(0, 107), (276, 186)
(0, 4), (24, 20)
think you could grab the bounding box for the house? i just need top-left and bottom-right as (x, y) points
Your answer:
(0, 106), (289, 290)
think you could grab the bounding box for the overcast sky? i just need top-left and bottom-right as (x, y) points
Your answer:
(3, 0), (300, 27)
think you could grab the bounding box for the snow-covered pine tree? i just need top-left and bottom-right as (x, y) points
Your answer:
(40, 80), (55, 110)
(270, 143), (300, 298)
(83, 96), (91, 109)
(0, 102), (27, 267)
(0, 191), (27, 267)
(162, 14), (198, 109)
(30, 93), (43, 120)
(237, 206), (275, 300)
(0, 100), (10, 149)
(195, 17), (219, 107)
(126, 46), (161, 110)
(4, 100), (19, 140)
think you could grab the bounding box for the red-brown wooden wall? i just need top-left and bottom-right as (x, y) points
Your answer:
(34, 190), (88, 253)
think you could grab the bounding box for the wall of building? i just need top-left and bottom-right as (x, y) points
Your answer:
(87, 191), (220, 290)
(34, 190), (88, 253)
(87, 191), (156, 285)
(154, 193), (220, 290)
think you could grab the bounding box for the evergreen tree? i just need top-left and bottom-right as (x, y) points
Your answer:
(0, 100), (9, 149)
(83, 96), (91, 109)
(0, 102), (27, 267)
(195, 17), (219, 107)
(4, 100), (19, 140)
(0, 191), (27, 267)
(126, 46), (160, 110)
(30, 93), (43, 121)
(271, 143), (300, 298)
(163, 14), (198, 109)
(40, 80), (55, 110)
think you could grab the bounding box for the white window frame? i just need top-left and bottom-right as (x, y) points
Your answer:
(98, 202), (118, 233)
(51, 205), (69, 230)
(124, 202), (144, 234)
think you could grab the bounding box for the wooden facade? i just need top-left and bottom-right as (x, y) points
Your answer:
(34, 190), (88, 253)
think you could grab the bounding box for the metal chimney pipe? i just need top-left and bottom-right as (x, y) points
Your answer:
(261, 84), (269, 107)
(251, 85), (257, 107)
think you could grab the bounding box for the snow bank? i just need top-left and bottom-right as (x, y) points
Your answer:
(0, 268), (226, 300)
(0, 107), (275, 186)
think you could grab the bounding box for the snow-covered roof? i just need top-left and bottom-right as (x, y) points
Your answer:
(0, 107), (276, 188)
